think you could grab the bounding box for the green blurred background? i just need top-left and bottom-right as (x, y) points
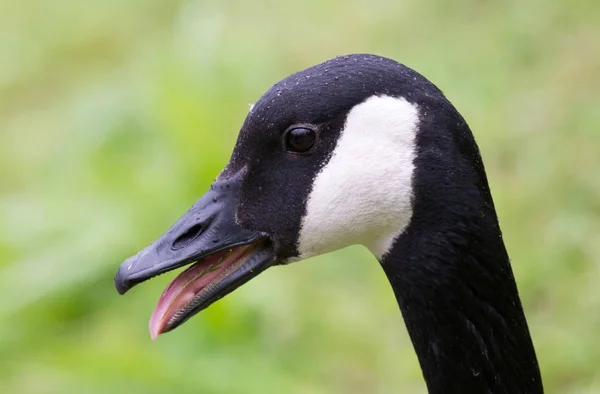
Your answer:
(1, 0), (599, 393)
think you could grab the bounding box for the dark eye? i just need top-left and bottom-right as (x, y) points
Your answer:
(285, 127), (316, 153)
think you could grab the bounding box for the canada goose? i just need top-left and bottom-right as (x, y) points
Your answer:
(114, 54), (543, 393)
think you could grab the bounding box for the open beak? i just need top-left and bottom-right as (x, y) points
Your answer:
(114, 171), (275, 339)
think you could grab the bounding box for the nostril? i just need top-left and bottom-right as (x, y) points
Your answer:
(172, 223), (205, 250)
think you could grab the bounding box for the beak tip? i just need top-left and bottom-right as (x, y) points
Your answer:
(114, 263), (133, 295)
(114, 279), (129, 295)
(115, 286), (128, 296)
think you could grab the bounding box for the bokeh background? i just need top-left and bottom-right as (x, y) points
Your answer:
(1, 0), (600, 393)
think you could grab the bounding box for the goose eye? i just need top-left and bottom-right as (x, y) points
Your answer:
(285, 127), (316, 153)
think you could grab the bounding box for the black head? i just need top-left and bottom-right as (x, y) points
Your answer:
(114, 54), (463, 336)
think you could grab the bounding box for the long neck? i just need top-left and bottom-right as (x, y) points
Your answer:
(380, 183), (544, 393)
(381, 215), (543, 393)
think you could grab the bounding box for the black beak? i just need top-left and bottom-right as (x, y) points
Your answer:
(114, 171), (274, 336)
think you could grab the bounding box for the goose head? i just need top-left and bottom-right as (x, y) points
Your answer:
(115, 54), (423, 326)
(115, 54), (542, 393)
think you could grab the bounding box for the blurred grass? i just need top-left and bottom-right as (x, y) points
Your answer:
(1, 0), (599, 393)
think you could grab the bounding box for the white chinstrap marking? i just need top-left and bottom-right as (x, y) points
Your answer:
(297, 95), (419, 260)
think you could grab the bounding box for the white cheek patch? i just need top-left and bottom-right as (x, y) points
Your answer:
(297, 95), (419, 260)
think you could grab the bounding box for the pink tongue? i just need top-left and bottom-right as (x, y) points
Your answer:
(149, 245), (251, 339)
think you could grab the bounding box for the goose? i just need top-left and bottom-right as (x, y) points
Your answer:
(114, 54), (543, 393)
